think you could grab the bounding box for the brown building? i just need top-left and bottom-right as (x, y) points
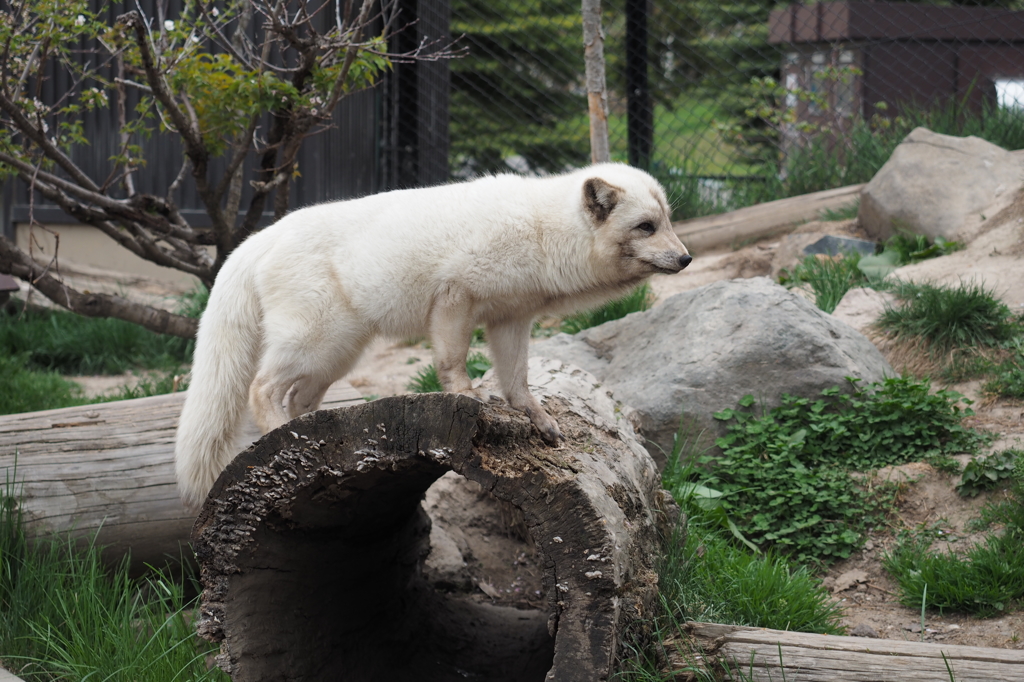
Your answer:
(768, 2), (1024, 154)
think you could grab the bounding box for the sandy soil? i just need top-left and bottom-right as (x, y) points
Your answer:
(48, 201), (1024, 647)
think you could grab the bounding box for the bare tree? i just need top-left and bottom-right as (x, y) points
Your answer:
(581, 0), (609, 164)
(0, 0), (455, 338)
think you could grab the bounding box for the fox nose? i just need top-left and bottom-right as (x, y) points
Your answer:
(679, 254), (693, 270)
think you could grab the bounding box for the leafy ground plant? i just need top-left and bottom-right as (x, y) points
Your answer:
(983, 339), (1024, 399)
(560, 284), (654, 334)
(957, 449), (1020, 498)
(695, 377), (988, 564)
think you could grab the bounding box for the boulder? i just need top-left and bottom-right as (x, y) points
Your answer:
(859, 127), (1024, 244)
(531, 277), (893, 465)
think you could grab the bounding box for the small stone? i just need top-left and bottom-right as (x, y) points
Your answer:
(850, 623), (878, 638)
(904, 624), (923, 633)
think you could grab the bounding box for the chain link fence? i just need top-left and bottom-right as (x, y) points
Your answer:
(445, 1), (1024, 219)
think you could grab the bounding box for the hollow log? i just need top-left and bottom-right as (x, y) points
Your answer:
(192, 359), (679, 682)
(0, 382), (362, 571)
(680, 622), (1024, 682)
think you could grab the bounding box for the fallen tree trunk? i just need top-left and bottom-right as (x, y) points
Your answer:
(193, 358), (679, 682)
(674, 183), (864, 254)
(680, 622), (1024, 682)
(0, 382), (361, 571)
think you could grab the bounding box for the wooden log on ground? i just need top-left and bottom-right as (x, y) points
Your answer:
(193, 358), (679, 682)
(0, 382), (362, 571)
(674, 184), (864, 255)
(680, 622), (1024, 682)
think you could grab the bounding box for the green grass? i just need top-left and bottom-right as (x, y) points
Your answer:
(779, 251), (868, 314)
(406, 351), (493, 393)
(614, 426), (845, 680)
(560, 284), (654, 334)
(878, 280), (1022, 356)
(694, 377), (988, 564)
(819, 200), (860, 222)
(655, 513), (844, 634)
(883, 521), (1024, 618)
(984, 339), (1024, 399)
(0, 288), (204, 416)
(0, 354), (87, 415)
(0, 477), (226, 681)
(0, 306), (193, 376)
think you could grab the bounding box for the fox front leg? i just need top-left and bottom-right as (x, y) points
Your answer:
(487, 317), (562, 444)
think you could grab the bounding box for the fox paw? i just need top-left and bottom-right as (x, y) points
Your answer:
(525, 406), (562, 445)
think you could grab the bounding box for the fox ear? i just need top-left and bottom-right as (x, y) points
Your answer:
(583, 177), (621, 223)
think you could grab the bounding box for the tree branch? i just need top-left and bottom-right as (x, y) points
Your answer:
(0, 236), (198, 339)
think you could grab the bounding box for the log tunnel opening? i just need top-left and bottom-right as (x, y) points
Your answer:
(224, 463), (553, 681)
(193, 395), (557, 682)
(193, 389), (668, 682)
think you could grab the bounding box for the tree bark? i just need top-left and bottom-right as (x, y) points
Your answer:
(582, 0), (611, 164)
(0, 236), (199, 339)
(193, 359), (679, 681)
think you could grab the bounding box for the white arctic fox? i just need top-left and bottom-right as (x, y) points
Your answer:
(174, 163), (691, 508)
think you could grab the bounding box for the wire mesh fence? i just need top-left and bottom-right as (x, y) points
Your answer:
(7, 0), (1024, 238)
(446, 0), (1024, 219)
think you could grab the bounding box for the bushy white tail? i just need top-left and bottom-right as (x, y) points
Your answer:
(174, 266), (263, 510)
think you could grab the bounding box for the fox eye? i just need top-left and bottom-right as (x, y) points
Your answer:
(635, 221), (656, 235)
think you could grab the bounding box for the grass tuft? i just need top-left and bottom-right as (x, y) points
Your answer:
(560, 284), (654, 334)
(0, 477), (226, 680)
(878, 280), (1020, 356)
(407, 352), (492, 393)
(780, 252), (867, 314)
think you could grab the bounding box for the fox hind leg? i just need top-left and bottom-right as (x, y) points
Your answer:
(250, 310), (369, 434)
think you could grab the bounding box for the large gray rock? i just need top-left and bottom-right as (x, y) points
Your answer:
(859, 127), (1023, 243)
(531, 277), (893, 465)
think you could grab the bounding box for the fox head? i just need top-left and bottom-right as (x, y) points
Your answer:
(582, 168), (692, 282)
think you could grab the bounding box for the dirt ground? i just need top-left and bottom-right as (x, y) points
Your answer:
(54, 203), (1024, 649)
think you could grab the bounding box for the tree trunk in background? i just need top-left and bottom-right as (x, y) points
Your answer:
(582, 0), (611, 164)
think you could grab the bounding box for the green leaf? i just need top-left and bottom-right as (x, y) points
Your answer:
(857, 250), (901, 279)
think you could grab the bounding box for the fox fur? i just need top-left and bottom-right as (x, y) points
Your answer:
(174, 163), (691, 509)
